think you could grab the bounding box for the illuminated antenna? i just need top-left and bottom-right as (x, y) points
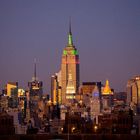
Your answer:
(68, 17), (73, 46)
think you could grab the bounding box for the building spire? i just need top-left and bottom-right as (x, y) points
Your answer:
(34, 58), (37, 81)
(69, 18), (72, 35)
(68, 18), (73, 46)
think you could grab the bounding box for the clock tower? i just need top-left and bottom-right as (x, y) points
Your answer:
(61, 22), (80, 104)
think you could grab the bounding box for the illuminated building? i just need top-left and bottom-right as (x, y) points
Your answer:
(6, 82), (18, 97)
(80, 82), (101, 106)
(17, 89), (26, 124)
(127, 76), (140, 113)
(81, 82), (102, 95)
(18, 89), (25, 97)
(90, 85), (101, 122)
(28, 60), (43, 98)
(18, 89), (26, 111)
(61, 22), (80, 104)
(101, 80), (114, 112)
(28, 60), (43, 116)
(25, 91), (31, 123)
(5, 82), (18, 108)
(66, 73), (76, 100)
(102, 80), (113, 95)
(80, 82), (102, 122)
(51, 72), (62, 105)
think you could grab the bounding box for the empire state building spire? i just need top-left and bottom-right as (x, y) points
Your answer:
(68, 19), (73, 46)
(32, 58), (37, 81)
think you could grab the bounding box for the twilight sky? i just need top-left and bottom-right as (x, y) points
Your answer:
(0, 0), (140, 93)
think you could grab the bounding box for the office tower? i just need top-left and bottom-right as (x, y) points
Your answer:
(5, 82), (18, 108)
(81, 82), (102, 95)
(9, 88), (18, 108)
(90, 84), (101, 122)
(6, 82), (18, 97)
(127, 76), (140, 113)
(61, 22), (80, 104)
(25, 91), (31, 123)
(102, 80), (113, 111)
(18, 89), (26, 124)
(51, 72), (62, 105)
(28, 60), (43, 116)
(80, 82), (102, 118)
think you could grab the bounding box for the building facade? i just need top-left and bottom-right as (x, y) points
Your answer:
(101, 80), (114, 112)
(28, 60), (43, 117)
(5, 82), (18, 108)
(51, 73), (62, 105)
(127, 76), (140, 113)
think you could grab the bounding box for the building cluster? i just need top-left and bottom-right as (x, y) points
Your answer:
(0, 24), (140, 135)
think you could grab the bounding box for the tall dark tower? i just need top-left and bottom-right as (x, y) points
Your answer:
(28, 59), (43, 117)
(61, 21), (80, 104)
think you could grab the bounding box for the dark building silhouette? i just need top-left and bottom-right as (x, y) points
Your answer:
(0, 111), (15, 135)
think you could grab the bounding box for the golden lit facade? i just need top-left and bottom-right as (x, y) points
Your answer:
(101, 80), (113, 111)
(66, 73), (76, 99)
(6, 82), (18, 97)
(61, 24), (80, 104)
(102, 80), (113, 95)
(18, 89), (25, 97)
(81, 82), (101, 95)
(18, 89), (25, 109)
(127, 76), (140, 111)
(51, 73), (62, 105)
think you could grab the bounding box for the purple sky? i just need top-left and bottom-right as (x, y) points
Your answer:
(0, 0), (140, 93)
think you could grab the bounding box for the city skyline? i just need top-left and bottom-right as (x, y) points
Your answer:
(0, 0), (140, 93)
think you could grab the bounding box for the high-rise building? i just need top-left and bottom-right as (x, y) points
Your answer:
(81, 82), (102, 95)
(61, 22), (80, 104)
(18, 89), (26, 124)
(101, 80), (114, 112)
(5, 82), (18, 108)
(6, 82), (18, 97)
(28, 60), (43, 116)
(51, 72), (62, 105)
(80, 82), (102, 117)
(28, 60), (43, 98)
(127, 76), (140, 113)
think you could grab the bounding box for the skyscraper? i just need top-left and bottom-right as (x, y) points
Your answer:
(127, 76), (140, 113)
(101, 80), (114, 111)
(61, 22), (80, 104)
(5, 82), (18, 108)
(6, 82), (18, 97)
(51, 72), (62, 105)
(28, 59), (43, 98)
(28, 60), (43, 116)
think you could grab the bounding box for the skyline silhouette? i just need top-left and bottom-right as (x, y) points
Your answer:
(0, 0), (140, 93)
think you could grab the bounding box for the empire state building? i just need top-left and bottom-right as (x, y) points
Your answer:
(61, 23), (80, 104)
